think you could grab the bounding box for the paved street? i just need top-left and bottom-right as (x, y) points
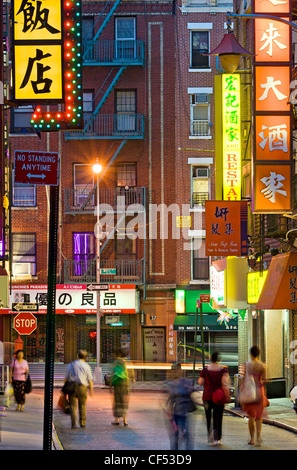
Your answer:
(52, 389), (297, 451)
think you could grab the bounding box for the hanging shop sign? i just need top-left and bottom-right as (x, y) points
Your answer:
(2, 284), (137, 314)
(205, 200), (248, 257)
(247, 270), (268, 304)
(12, 0), (64, 103)
(252, 0), (292, 213)
(12, 0), (84, 131)
(210, 257), (249, 309)
(222, 73), (241, 201)
(256, 252), (297, 309)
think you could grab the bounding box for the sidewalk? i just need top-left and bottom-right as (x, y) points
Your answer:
(0, 385), (297, 450)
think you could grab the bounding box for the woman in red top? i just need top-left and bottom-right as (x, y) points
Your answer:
(198, 351), (230, 446)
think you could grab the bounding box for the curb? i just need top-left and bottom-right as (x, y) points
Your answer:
(225, 407), (297, 435)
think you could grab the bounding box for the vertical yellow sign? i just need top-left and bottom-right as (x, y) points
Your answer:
(222, 74), (241, 201)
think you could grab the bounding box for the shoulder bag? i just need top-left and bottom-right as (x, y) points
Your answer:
(239, 363), (257, 405)
(25, 374), (32, 394)
(206, 368), (230, 406)
(62, 362), (76, 395)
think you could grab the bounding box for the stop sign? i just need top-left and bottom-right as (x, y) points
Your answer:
(13, 312), (37, 335)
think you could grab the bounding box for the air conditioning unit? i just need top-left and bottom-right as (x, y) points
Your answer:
(195, 94), (210, 104)
(12, 262), (31, 278)
(195, 168), (210, 178)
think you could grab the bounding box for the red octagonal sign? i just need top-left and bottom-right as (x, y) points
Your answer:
(13, 312), (37, 336)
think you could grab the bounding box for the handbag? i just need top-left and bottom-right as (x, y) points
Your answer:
(24, 374), (32, 394)
(57, 393), (70, 414)
(205, 368), (230, 406)
(239, 363), (257, 405)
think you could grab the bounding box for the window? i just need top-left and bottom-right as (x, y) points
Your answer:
(12, 233), (36, 276)
(83, 90), (94, 124)
(192, 239), (209, 280)
(10, 106), (34, 134)
(191, 31), (209, 68)
(116, 231), (137, 260)
(73, 232), (95, 276)
(192, 167), (209, 207)
(117, 163), (137, 187)
(115, 90), (136, 131)
(73, 164), (94, 207)
(12, 170), (36, 207)
(190, 94), (211, 137)
(115, 17), (136, 59)
(82, 17), (94, 41)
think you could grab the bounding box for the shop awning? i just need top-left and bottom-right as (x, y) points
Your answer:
(256, 252), (297, 310)
(173, 314), (238, 332)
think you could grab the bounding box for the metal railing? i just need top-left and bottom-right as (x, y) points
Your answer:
(192, 192), (209, 207)
(83, 39), (145, 66)
(191, 120), (210, 137)
(63, 258), (145, 284)
(65, 113), (144, 140)
(64, 186), (146, 214)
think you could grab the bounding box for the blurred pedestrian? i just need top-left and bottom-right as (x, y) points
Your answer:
(110, 349), (130, 426)
(242, 346), (267, 446)
(65, 350), (93, 429)
(167, 362), (195, 450)
(198, 351), (230, 446)
(9, 350), (29, 412)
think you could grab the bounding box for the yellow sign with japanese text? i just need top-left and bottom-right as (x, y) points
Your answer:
(222, 74), (241, 201)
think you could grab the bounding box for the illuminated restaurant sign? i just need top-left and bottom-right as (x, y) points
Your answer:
(12, 0), (83, 131)
(12, 0), (63, 103)
(222, 73), (241, 201)
(252, 0), (292, 213)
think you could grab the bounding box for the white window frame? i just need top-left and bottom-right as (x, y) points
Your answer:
(188, 88), (213, 139)
(188, 23), (213, 72)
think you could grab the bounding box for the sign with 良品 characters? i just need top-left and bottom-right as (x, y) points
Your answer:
(2, 284), (137, 314)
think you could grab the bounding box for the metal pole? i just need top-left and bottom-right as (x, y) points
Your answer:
(200, 302), (205, 369)
(192, 299), (199, 385)
(94, 172), (102, 384)
(43, 185), (59, 450)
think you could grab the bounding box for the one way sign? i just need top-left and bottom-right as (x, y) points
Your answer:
(87, 284), (109, 291)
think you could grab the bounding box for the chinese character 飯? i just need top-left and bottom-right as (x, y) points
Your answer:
(16, 0), (60, 35)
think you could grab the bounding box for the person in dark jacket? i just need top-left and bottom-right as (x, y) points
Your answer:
(167, 363), (195, 450)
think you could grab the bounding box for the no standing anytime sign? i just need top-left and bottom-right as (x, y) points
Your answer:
(14, 150), (59, 186)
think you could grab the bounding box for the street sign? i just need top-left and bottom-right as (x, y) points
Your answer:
(200, 294), (210, 303)
(13, 312), (37, 335)
(12, 302), (39, 312)
(86, 284), (109, 291)
(14, 150), (59, 186)
(100, 268), (116, 275)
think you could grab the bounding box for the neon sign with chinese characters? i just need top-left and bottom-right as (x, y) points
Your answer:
(12, 0), (83, 131)
(252, 0), (292, 213)
(222, 73), (241, 201)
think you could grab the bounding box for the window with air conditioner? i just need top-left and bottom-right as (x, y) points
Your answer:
(12, 233), (36, 276)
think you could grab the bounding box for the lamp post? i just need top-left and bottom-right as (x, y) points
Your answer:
(93, 161), (103, 385)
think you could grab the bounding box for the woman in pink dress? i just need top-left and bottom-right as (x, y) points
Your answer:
(10, 350), (29, 411)
(243, 346), (267, 446)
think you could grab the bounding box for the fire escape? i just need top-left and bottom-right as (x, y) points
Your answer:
(63, 0), (146, 286)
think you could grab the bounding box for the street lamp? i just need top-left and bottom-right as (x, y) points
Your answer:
(93, 161), (103, 385)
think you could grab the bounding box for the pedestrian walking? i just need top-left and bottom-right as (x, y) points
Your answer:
(198, 351), (230, 446)
(166, 362), (195, 450)
(241, 345), (267, 446)
(9, 350), (29, 412)
(110, 349), (130, 426)
(64, 350), (93, 429)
